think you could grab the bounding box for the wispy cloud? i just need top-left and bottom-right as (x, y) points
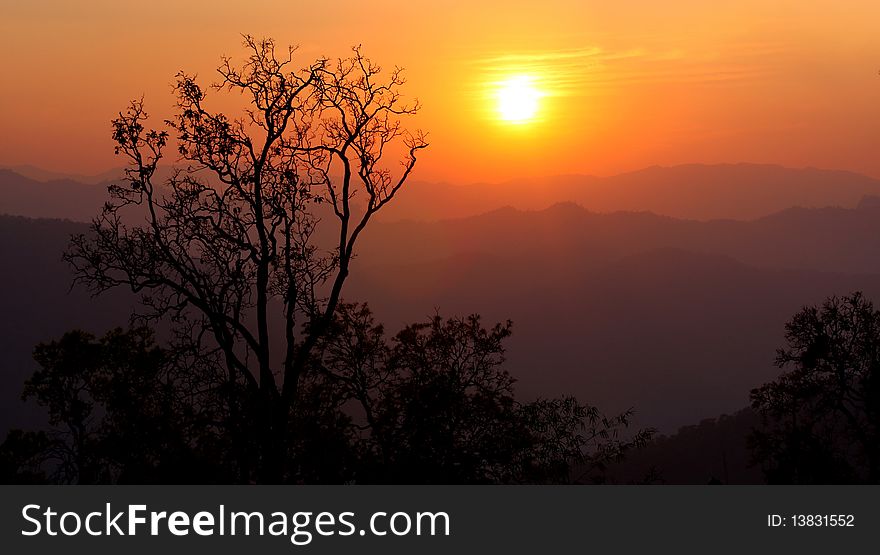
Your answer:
(472, 43), (785, 96)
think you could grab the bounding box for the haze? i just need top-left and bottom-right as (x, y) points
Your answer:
(3, 1), (880, 484)
(2, 0), (880, 183)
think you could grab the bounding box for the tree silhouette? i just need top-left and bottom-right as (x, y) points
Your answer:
(65, 37), (426, 482)
(750, 292), (880, 483)
(3, 309), (652, 484)
(312, 304), (654, 483)
(12, 328), (232, 483)
(0, 429), (52, 484)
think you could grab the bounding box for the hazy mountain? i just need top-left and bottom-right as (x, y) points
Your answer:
(0, 165), (125, 185)
(0, 216), (136, 433)
(2, 197), (880, 436)
(347, 246), (880, 431)
(348, 203), (880, 431)
(857, 195), (880, 210)
(361, 202), (880, 274)
(0, 166), (181, 222)
(0, 170), (111, 222)
(4, 163), (880, 223)
(379, 164), (880, 221)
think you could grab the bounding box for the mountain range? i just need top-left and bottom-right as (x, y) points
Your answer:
(4, 163), (880, 222)
(2, 163), (880, 479)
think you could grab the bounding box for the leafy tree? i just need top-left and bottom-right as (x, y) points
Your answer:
(0, 430), (52, 484)
(65, 37), (426, 482)
(313, 304), (654, 483)
(750, 292), (880, 483)
(3, 309), (651, 484)
(10, 328), (232, 483)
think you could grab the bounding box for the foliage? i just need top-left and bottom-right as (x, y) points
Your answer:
(3, 309), (652, 484)
(0, 430), (52, 484)
(1, 328), (233, 483)
(64, 36), (426, 482)
(311, 304), (654, 484)
(750, 292), (880, 483)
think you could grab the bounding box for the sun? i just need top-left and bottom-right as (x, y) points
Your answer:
(496, 75), (540, 124)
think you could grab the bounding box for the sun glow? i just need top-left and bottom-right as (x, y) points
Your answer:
(495, 75), (541, 124)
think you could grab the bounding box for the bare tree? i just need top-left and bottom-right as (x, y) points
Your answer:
(66, 36), (427, 482)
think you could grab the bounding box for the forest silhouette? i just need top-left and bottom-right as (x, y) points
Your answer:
(1, 37), (879, 484)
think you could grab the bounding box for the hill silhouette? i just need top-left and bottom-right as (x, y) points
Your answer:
(4, 163), (880, 223)
(348, 245), (880, 431)
(378, 163), (880, 221)
(360, 201), (880, 275)
(3, 199), (880, 436)
(0, 165), (126, 185)
(0, 170), (112, 222)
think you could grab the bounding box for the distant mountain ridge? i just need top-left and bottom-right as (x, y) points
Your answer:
(0, 165), (125, 185)
(0, 169), (111, 222)
(379, 163), (880, 221)
(3, 163), (880, 222)
(4, 162), (880, 435)
(361, 201), (880, 275)
(347, 243), (880, 432)
(3, 201), (880, 436)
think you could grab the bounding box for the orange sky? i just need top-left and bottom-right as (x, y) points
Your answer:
(1, 0), (879, 183)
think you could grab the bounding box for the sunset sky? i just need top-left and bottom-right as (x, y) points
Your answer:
(1, 0), (879, 183)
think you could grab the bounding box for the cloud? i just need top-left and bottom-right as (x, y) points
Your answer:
(472, 43), (784, 96)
